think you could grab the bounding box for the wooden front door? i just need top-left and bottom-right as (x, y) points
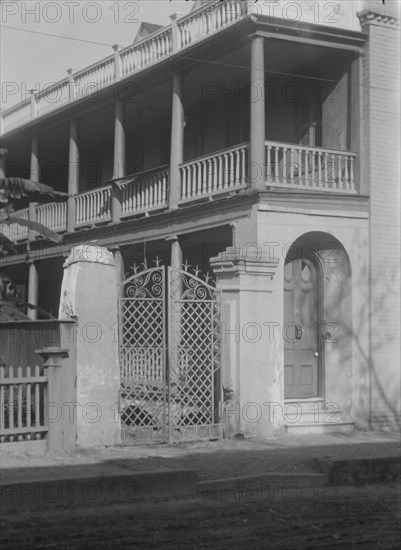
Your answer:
(284, 259), (319, 399)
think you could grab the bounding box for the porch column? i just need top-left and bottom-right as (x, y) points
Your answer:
(0, 148), (7, 178)
(67, 119), (79, 232)
(28, 136), (40, 242)
(27, 260), (39, 320)
(30, 136), (39, 182)
(210, 247), (280, 438)
(111, 246), (125, 297)
(112, 100), (125, 223)
(350, 54), (363, 193)
(250, 35), (266, 190)
(169, 73), (184, 210)
(170, 235), (183, 270)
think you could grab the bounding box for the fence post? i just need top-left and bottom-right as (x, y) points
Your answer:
(35, 347), (70, 452)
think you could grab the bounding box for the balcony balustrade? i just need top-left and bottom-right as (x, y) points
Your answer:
(1, 0), (245, 135)
(74, 186), (112, 227)
(120, 167), (169, 218)
(36, 202), (67, 233)
(180, 143), (249, 201)
(1, 208), (29, 242)
(265, 141), (356, 193)
(0, 142), (358, 243)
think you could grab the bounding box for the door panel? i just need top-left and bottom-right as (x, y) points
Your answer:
(284, 259), (319, 398)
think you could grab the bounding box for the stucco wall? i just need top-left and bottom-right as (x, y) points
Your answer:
(216, 204), (370, 436)
(59, 245), (121, 447)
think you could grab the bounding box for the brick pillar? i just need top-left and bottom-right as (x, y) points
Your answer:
(358, 7), (401, 429)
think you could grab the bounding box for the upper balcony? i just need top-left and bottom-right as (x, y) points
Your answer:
(1, 0), (365, 136)
(0, 1), (367, 246)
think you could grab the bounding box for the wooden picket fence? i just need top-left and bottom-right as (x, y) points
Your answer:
(0, 365), (49, 448)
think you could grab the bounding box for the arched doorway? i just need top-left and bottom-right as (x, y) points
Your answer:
(283, 232), (352, 406)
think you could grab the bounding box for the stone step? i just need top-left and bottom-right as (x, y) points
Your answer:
(285, 421), (355, 435)
(285, 410), (343, 424)
(284, 398), (324, 414)
(283, 398), (354, 434)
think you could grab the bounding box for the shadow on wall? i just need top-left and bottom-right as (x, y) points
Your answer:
(286, 231), (400, 431)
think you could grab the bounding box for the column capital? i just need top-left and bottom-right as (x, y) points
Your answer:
(64, 245), (115, 268)
(165, 234), (180, 242)
(210, 247), (279, 278)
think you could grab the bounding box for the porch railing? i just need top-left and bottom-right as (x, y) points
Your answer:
(180, 143), (249, 201)
(74, 186), (112, 227)
(0, 208), (29, 242)
(0, 141), (359, 243)
(36, 202), (67, 233)
(36, 80), (70, 116)
(0, 365), (48, 444)
(74, 57), (116, 101)
(121, 167), (169, 217)
(265, 141), (356, 193)
(178, 0), (244, 48)
(121, 27), (172, 76)
(1, 1), (246, 134)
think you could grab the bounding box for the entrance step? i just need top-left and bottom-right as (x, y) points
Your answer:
(284, 399), (355, 435)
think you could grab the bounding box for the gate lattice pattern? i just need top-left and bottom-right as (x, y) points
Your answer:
(119, 262), (221, 443)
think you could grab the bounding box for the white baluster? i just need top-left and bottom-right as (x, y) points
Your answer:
(349, 156), (355, 191)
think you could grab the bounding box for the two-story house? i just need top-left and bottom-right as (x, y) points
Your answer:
(1, 0), (399, 443)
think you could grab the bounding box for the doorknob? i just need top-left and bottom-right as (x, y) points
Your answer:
(314, 352), (319, 357)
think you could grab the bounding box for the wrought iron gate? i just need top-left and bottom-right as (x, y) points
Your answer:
(119, 262), (221, 443)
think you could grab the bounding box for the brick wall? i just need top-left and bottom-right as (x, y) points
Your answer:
(360, 6), (401, 429)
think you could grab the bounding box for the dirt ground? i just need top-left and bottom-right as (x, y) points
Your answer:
(1, 482), (400, 550)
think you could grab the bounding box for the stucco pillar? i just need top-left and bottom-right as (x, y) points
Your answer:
(67, 119), (79, 232)
(59, 245), (121, 447)
(167, 235), (183, 395)
(250, 35), (266, 190)
(169, 73), (184, 209)
(210, 247), (280, 438)
(27, 260), (39, 320)
(111, 246), (125, 297)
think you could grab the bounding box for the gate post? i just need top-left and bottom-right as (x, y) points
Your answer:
(59, 245), (121, 447)
(211, 247), (280, 439)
